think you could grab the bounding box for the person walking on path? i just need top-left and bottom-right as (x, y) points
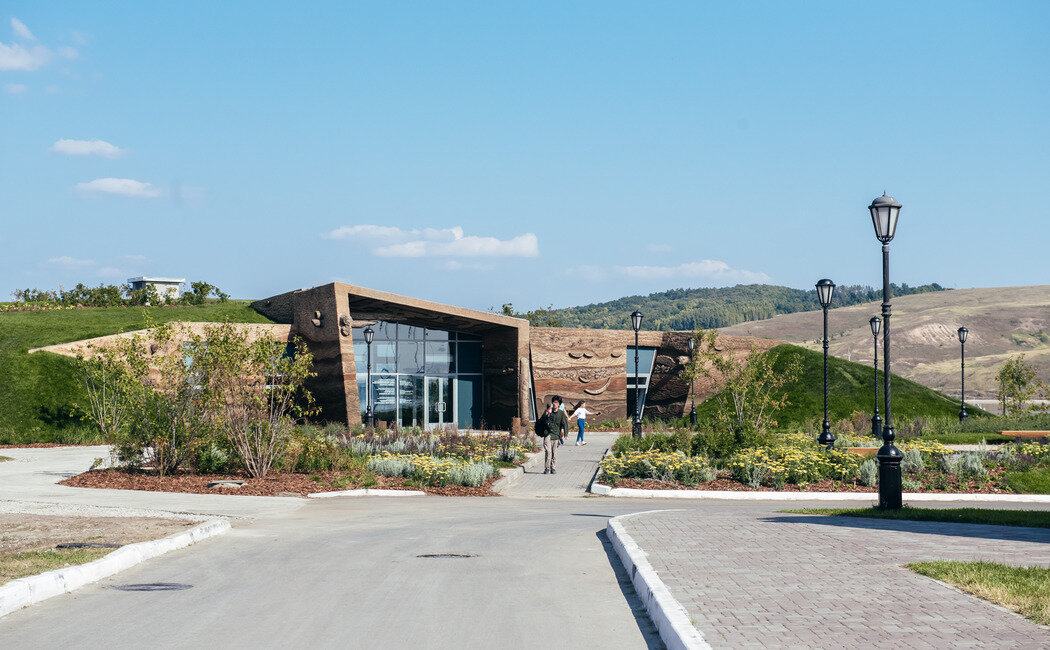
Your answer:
(540, 396), (568, 474)
(570, 401), (591, 445)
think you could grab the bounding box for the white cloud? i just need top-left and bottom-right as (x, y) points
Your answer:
(96, 266), (123, 278)
(326, 224), (539, 258)
(48, 255), (95, 268)
(75, 178), (163, 198)
(57, 46), (77, 60)
(3, 83), (27, 94)
(616, 260), (771, 284)
(11, 18), (35, 41)
(646, 243), (673, 254)
(51, 138), (124, 158)
(0, 41), (50, 70)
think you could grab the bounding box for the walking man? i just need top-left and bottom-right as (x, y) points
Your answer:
(542, 396), (568, 474)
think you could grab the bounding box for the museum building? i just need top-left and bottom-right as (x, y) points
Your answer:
(251, 282), (765, 431)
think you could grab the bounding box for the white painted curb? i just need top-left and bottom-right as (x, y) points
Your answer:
(606, 511), (710, 650)
(306, 488), (426, 498)
(0, 518), (230, 619)
(590, 483), (1050, 503)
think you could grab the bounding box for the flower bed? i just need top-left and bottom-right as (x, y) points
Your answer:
(598, 450), (714, 487)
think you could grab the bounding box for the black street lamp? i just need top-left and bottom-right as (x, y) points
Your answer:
(688, 337), (697, 427)
(869, 316), (882, 439)
(363, 326), (375, 428)
(631, 310), (643, 438)
(870, 191), (903, 509)
(958, 326), (969, 422)
(816, 279), (836, 449)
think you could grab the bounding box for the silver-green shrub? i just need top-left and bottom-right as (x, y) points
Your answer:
(902, 477), (922, 491)
(448, 461), (495, 487)
(858, 459), (878, 487)
(367, 456), (412, 478)
(960, 451), (988, 477)
(902, 448), (925, 472)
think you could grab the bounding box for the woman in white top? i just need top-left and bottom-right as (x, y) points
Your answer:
(570, 401), (591, 445)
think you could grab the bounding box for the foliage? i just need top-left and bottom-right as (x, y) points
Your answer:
(996, 354), (1042, 416)
(612, 432), (693, 456)
(524, 282), (947, 331)
(0, 301), (272, 444)
(495, 303), (563, 327)
(687, 330), (802, 448)
(12, 281), (229, 308)
(858, 459), (878, 486)
(726, 445), (860, 487)
(1, 547), (114, 585)
(197, 323), (315, 478)
(366, 452), (496, 487)
(599, 450), (715, 486)
(907, 561), (1050, 626)
(1005, 467), (1050, 494)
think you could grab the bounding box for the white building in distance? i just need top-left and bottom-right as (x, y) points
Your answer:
(127, 276), (185, 301)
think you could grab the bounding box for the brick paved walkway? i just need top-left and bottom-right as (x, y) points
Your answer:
(621, 505), (1050, 648)
(500, 433), (615, 498)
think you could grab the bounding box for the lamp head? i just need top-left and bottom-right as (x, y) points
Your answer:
(869, 315), (881, 337)
(815, 279), (836, 309)
(957, 326), (968, 343)
(869, 192), (902, 243)
(363, 326), (374, 344)
(631, 310), (643, 332)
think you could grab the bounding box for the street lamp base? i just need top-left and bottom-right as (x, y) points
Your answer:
(877, 442), (904, 510)
(690, 409), (697, 427)
(871, 414), (882, 440)
(959, 409), (968, 422)
(632, 419), (643, 438)
(818, 422), (834, 450)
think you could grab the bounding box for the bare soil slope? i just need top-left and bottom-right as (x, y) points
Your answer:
(720, 286), (1050, 399)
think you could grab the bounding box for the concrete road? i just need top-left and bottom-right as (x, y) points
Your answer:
(0, 496), (668, 649)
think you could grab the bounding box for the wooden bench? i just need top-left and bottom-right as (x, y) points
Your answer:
(998, 431), (1050, 439)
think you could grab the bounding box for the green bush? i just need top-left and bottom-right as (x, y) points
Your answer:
(195, 443), (235, 474)
(1005, 468), (1050, 494)
(858, 459), (878, 487)
(614, 432), (691, 456)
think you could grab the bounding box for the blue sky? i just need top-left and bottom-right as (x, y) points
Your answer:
(2, 2), (1047, 311)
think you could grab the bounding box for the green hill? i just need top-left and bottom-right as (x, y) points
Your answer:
(510, 282), (947, 330)
(696, 343), (982, 431)
(0, 302), (273, 445)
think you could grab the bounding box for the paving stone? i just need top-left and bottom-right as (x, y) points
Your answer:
(500, 433), (614, 498)
(621, 506), (1050, 648)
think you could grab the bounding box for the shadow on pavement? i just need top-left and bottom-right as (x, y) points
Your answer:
(595, 529), (664, 649)
(763, 514), (1050, 544)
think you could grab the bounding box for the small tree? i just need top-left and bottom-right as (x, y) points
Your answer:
(686, 329), (802, 452)
(78, 339), (137, 444)
(199, 323), (314, 478)
(997, 354), (1041, 417)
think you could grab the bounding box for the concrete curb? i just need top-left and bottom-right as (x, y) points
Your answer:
(306, 488), (426, 498)
(606, 511), (710, 650)
(590, 483), (1050, 502)
(0, 518), (230, 619)
(491, 449), (545, 494)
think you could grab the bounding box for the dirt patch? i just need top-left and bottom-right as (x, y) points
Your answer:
(0, 513), (195, 553)
(61, 468), (499, 497)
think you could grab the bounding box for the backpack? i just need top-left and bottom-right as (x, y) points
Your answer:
(535, 411), (550, 437)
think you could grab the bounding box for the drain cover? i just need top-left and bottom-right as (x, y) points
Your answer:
(416, 553), (478, 559)
(111, 582), (192, 592)
(57, 542), (121, 549)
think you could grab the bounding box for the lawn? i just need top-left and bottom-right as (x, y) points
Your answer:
(783, 506), (1050, 528)
(917, 433), (1014, 445)
(0, 547), (114, 585)
(907, 560), (1050, 626)
(0, 302), (272, 445)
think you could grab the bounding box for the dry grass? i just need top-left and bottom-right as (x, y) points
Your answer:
(0, 455), (12, 462)
(0, 547), (113, 585)
(907, 560), (1050, 626)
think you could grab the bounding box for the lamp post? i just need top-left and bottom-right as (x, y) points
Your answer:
(870, 192), (903, 509)
(958, 326), (969, 422)
(816, 279), (836, 449)
(688, 337), (697, 427)
(363, 326), (374, 428)
(631, 310), (643, 438)
(869, 316), (882, 439)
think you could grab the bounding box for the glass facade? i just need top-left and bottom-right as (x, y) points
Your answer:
(354, 322), (483, 429)
(626, 346), (657, 419)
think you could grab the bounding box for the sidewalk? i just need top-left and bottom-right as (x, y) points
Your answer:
(619, 505), (1050, 648)
(500, 433), (614, 498)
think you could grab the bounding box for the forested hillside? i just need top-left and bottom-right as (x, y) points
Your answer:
(503, 283), (946, 330)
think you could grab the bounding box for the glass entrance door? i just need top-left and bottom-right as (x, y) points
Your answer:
(426, 377), (455, 429)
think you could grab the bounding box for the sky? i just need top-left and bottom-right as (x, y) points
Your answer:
(2, 2), (1048, 312)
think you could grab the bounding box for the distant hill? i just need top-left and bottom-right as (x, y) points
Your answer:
(720, 286), (1050, 400)
(507, 283), (947, 330)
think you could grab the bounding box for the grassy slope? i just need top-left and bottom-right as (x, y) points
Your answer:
(0, 547), (113, 585)
(0, 302), (272, 444)
(696, 343), (979, 429)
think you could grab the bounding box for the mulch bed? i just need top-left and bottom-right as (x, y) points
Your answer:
(61, 469), (499, 497)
